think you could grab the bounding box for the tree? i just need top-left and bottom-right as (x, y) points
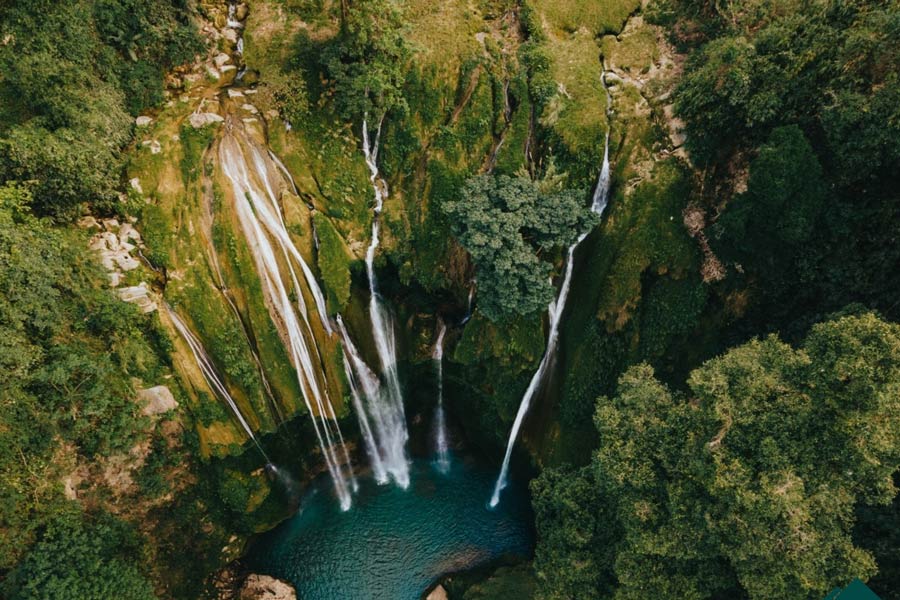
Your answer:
(0, 184), (158, 567)
(532, 312), (900, 600)
(2, 512), (157, 600)
(442, 174), (598, 322)
(321, 0), (411, 124)
(711, 125), (828, 297)
(0, 0), (202, 219)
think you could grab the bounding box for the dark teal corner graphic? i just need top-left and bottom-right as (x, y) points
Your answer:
(824, 579), (881, 600)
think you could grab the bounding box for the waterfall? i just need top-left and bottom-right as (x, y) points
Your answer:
(489, 67), (614, 508)
(219, 127), (356, 510)
(359, 116), (411, 487)
(461, 282), (476, 325)
(336, 315), (411, 486)
(166, 304), (271, 463)
(432, 321), (450, 473)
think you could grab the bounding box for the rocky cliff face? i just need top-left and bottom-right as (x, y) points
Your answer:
(88, 0), (706, 591)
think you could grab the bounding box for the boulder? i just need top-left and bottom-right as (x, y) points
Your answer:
(119, 223), (142, 244)
(426, 585), (449, 600)
(135, 115), (153, 127)
(130, 177), (144, 194)
(189, 112), (225, 129)
(214, 53), (232, 67)
(240, 575), (297, 600)
(118, 284), (157, 312)
(114, 252), (141, 271)
(138, 385), (178, 416)
(78, 216), (100, 229)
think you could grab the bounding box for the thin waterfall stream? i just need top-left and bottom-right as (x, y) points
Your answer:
(489, 64), (614, 507)
(166, 304), (272, 464)
(432, 321), (450, 473)
(359, 116), (411, 488)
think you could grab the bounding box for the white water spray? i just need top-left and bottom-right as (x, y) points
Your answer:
(360, 116), (411, 487)
(219, 128), (355, 509)
(336, 315), (411, 486)
(461, 282), (476, 325)
(166, 305), (271, 463)
(489, 67), (614, 508)
(432, 321), (450, 473)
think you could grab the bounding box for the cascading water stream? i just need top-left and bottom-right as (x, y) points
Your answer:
(432, 322), (450, 473)
(166, 304), (271, 463)
(219, 127), (356, 509)
(359, 116), (411, 488)
(461, 282), (476, 325)
(489, 66), (614, 507)
(336, 315), (409, 486)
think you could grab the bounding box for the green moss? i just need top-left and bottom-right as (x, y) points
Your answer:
(455, 312), (545, 368)
(540, 29), (608, 187)
(179, 123), (215, 185)
(139, 203), (173, 269)
(313, 212), (353, 312)
(533, 0), (640, 36)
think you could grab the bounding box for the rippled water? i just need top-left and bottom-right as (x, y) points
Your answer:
(248, 458), (534, 599)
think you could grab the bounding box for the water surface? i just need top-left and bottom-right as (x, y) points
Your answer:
(249, 457), (534, 599)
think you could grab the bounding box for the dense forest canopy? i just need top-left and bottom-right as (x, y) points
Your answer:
(655, 0), (900, 337)
(0, 0), (202, 219)
(534, 312), (900, 599)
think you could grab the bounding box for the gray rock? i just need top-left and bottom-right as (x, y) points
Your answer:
(136, 116), (153, 127)
(130, 177), (144, 194)
(138, 385), (178, 416)
(214, 53), (232, 67)
(240, 575), (296, 600)
(114, 252), (141, 271)
(189, 112), (225, 129)
(118, 284), (157, 312)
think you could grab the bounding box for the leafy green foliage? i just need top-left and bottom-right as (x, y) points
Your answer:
(660, 0), (900, 333)
(3, 512), (156, 600)
(179, 123), (215, 185)
(313, 212), (352, 312)
(0, 0), (202, 219)
(443, 174), (598, 321)
(0, 184), (164, 567)
(533, 312), (900, 600)
(321, 0), (411, 123)
(711, 125), (827, 293)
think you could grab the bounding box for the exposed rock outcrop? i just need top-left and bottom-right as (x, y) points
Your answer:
(239, 575), (297, 600)
(138, 385), (178, 416)
(426, 584), (449, 600)
(190, 111), (226, 129)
